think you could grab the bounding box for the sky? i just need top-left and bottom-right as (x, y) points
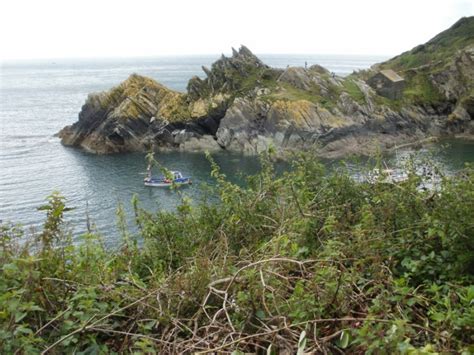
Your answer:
(0, 0), (472, 60)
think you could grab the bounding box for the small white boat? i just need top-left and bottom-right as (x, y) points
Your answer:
(144, 170), (192, 187)
(367, 168), (408, 184)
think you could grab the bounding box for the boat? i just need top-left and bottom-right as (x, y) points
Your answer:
(144, 169), (192, 187)
(367, 168), (408, 184)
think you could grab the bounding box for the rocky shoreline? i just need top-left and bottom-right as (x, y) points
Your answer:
(59, 18), (474, 158)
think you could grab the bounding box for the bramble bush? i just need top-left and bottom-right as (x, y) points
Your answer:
(0, 152), (473, 353)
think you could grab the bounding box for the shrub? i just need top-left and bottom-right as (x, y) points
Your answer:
(0, 152), (473, 353)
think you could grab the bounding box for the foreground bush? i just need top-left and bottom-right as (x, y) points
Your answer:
(1, 153), (473, 353)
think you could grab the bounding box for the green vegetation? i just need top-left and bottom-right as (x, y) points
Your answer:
(231, 67), (280, 97)
(373, 94), (403, 111)
(361, 17), (474, 106)
(382, 17), (474, 72)
(403, 73), (444, 105)
(1, 153), (473, 353)
(265, 78), (342, 111)
(267, 82), (322, 105)
(342, 79), (366, 105)
(211, 63), (344, 111)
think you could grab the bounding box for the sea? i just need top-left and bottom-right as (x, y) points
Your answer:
(1, 54), (473, 246)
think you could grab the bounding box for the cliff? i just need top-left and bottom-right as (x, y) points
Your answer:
(59, 18), (474, 157)
(369, 16), (474, 125)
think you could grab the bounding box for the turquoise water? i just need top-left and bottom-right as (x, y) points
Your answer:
(1, 55), (473, 245)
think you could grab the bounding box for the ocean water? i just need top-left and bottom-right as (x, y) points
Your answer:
(1, 54), (473, 245)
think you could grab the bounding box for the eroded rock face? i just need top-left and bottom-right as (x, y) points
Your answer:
(58, 73), (230, 153)
(430, 46), (474, 129)
(277, 66), (332, 91)
(215, 98), (268, 154)
(213, 92), (438, 157)
(430, 47), (474, 101)
(179, 135), (222, 152)
(59, 74), (188, 153)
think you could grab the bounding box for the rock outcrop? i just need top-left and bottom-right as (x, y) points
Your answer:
(59, 17), (474, 157)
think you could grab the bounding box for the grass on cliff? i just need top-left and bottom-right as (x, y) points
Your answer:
(266, 74), (368, 111)
(265, 80), (343, 111)
(382, 17), (474, 72)
(403, 73), (445, 105)
(352, 17), (474, 107)
(1, 152), (474, 353)
(342, 79), (366, 105)
(267, 82), (323, 105)
(225, 65), (341, 110)
(232, 67), (281, 96)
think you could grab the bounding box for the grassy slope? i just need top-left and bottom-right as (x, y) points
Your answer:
(382, 16), (474, 71)
(261, 18), (473, 110)
(378, 16), (474, 105)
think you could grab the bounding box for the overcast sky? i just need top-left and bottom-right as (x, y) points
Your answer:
(0, 0), (472, 60)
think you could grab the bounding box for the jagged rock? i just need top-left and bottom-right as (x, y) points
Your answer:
(187, 46), (269, 99)
(278, 67), (314, 91)
(277, 66), (340, 93)
(309, 64), (330, 75)
(179, 135), (221, 152)
(189, 93), (229, 119)
(337, 93), (364, 118)
(172, 129), (196, 144)
(216, 98), (261, 151)
(430, 47), (474, 101)
(463, 95), (474, 118)
(59, 74), (192, 153)
(216, 97), (354, 154)
(187, 76), (208, 101)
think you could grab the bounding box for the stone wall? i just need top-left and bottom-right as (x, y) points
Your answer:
(368, 73), (405, 100)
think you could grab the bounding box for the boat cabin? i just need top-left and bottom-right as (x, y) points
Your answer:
(171, 171), (183, 179)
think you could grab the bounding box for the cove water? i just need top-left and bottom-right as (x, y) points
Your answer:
(1, 54), (473, 245)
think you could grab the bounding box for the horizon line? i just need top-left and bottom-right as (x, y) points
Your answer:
(1, 52), (394, 63)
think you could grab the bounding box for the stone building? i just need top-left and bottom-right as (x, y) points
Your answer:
(368, 69), (405, 100)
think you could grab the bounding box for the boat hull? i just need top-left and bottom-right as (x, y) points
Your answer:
(144, 179), (192, 187)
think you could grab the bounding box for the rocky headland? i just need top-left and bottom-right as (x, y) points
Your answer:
(59, 17), (474, 158)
